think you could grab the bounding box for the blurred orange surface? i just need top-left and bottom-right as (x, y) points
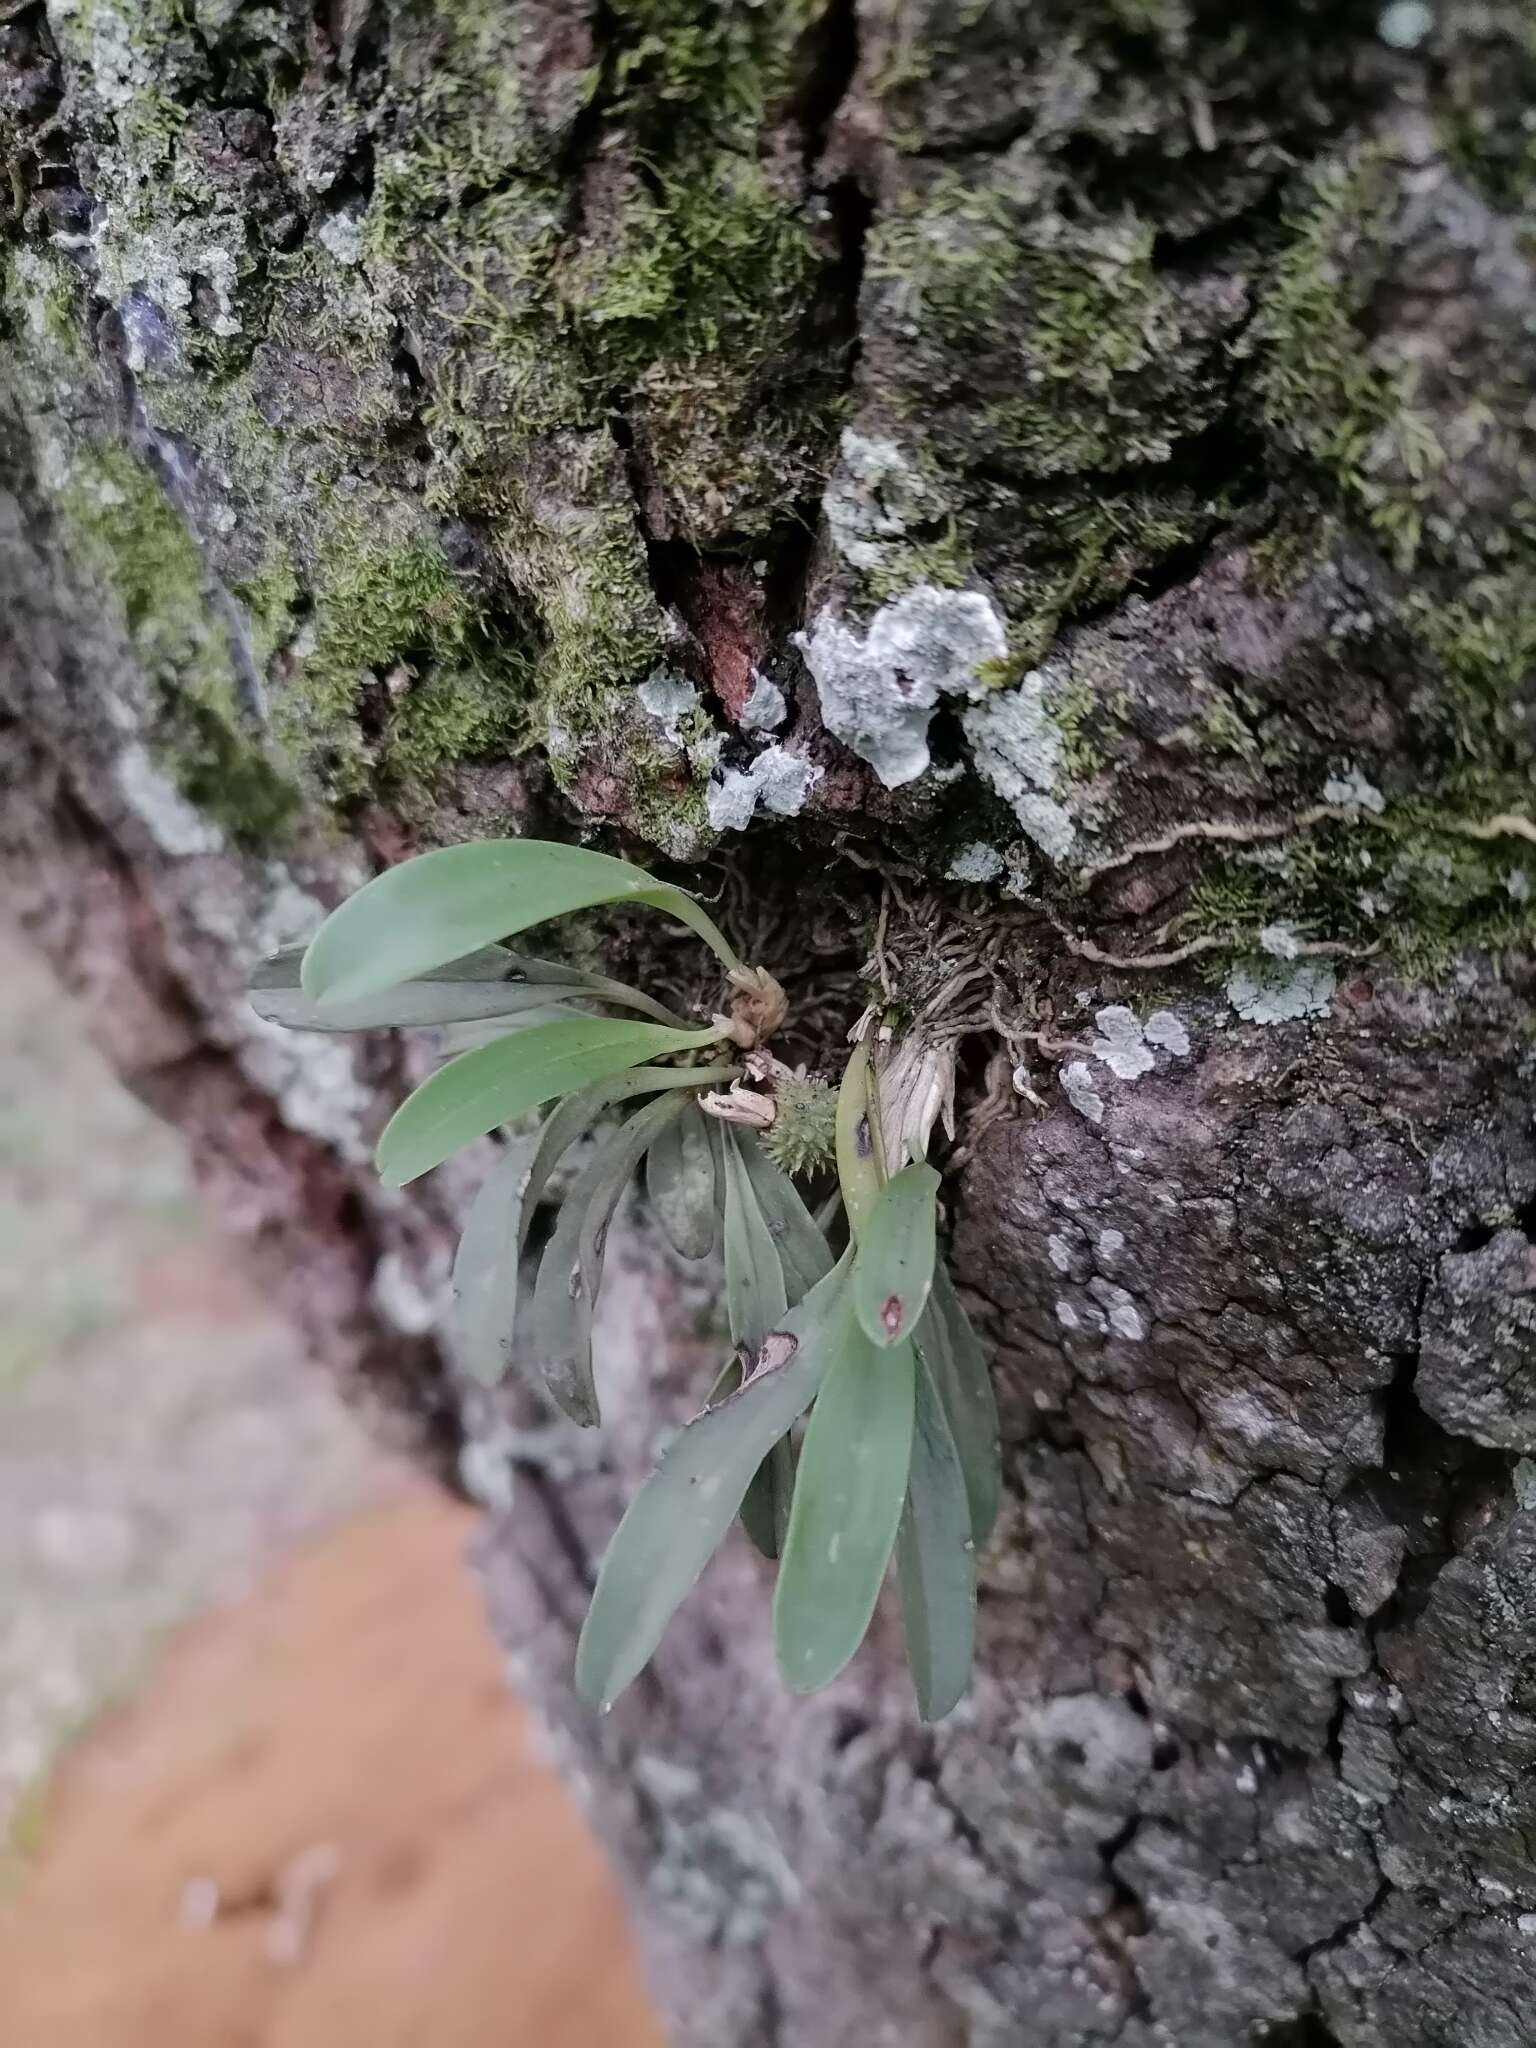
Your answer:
(0, 1487), (666, 2048)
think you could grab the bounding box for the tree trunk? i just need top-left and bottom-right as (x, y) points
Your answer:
(4, 3), (1535, 2042)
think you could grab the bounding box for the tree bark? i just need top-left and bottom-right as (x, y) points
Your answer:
(4, 3), (1536, 2043)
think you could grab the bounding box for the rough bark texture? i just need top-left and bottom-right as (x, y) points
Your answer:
(4, 4), (1536, 2044)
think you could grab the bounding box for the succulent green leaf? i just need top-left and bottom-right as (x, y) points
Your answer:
(528, 1092), (691, 1425)
(722, 1127), (789, 1348)
(517, 1064), (735, 1270)
(575, 1256), (855, 1708)
(916, 1267), (1001, 1545)
(452, 1135), (538, 1388)
(721, 1127), (796, 1559)
(834, 1032), (883, 1239)
(301, 839), (741, 1009)
(773, 1319), (916, 1695)
(375, 1018), (721, 1187)
(897, 1348), (977, 1721)
(504, 951), (689, 1027)
(645, 1101), (720, 1261)
(739, 1434), (795, 1560)
(250, 943), (594, 1032)
(852, 1161), (940, 1349)
(736, 1133), (834, 1303)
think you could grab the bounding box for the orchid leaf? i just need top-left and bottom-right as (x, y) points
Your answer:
(301, 840), (740, 1008)
(452, 1135), (537, 1388)
(916, 1267), (1001, 1545)
(897, 1347), (976, 1721)
(736, 1133), (834, 1303)
(250, 943), (593, 1032)
(773, 1317), (915, 1694)
(722, 1127), (789, 1348)
(834, 1031), (882, 1239)
(575, 1256), (855, 1708)
(852, 1161), (940, 1349)
(375, 1017), (720, 1186)
(722, 1127), (795, 1558)
(527, 1091), (691, 1425)
(645, 1100), (719, 1261)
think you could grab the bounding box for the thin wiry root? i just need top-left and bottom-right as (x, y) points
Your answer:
(1076, 806), (1346, 881)
(1062, 931), (1227, 970)
(1077, 801), (1536, 885)
(1441, 811), (1536, 846)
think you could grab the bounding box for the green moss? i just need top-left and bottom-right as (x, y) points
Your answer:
(2, 247), (90, 367)
(1409, 572), (1536, 771)
(606, 0), (820, 113)
(1255, 153), (1446, 569)
(869, 184), (1215, 480)
(1436, 4), (1536, 208)
(276, 533), (535, 798)
(1051, 673), (1110, 785)
(1187, 805), (1536, 983)
(861, 177), (1232, 648)
(1246, 499), (1343, 596)
(62, 442), (301, 842)
(369, 0), (837, 548)
(571, 154), (811, 365)
(1002, 489), (1220, 667)
(565, 150), (834, 534)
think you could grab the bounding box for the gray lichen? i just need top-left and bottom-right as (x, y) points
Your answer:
(1226, 960), (1339, 1023)
(1144, 1010), (1192, 1057)
(1062, 1059), (1106, 1123)
(961, 669), (1076, 862)
(946, 841), (1006, 884)
(796, 585), (1006, 788)
(738, 672), (786, 732)
(1090, 1006), (1157, 1080)
(704, 745), (820, 832)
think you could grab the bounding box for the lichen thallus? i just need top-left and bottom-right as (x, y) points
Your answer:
(251, 838), (1000, 1718)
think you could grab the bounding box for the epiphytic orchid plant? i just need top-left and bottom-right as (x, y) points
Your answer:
(250, 839), (999, 1717)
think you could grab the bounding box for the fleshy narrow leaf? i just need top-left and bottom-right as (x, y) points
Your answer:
(897, 1347), (977, 1721)
(773, 1317), (916, 1695)
(527, 1092), (690, 1425)
(722, 1127), (789, 1347)
(916, 1266), (1001, 1544)
(516, 1063), (736, 1271)
(853, 1161), (940, 1349)
(250, 943), (595, 1032)
(302, 840), (741, 1009)
(721, 1127), (793, 1558)
(426, 1005), (592, 1061)
(645, 1100), (719, 1261)
(739, 1435), (795, 1560)
(575, 1256), (855, 1708)
(736, 1133), (834, 1303)
(374, 1017), (720, 1187)
(452, 1135), (538, 1387)
(504, 950), (689, 1027)
(835, 1030), (883, 1239)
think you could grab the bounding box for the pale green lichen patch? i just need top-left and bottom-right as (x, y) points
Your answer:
(1225, 958), (1336, 1024)
(961, 669), (1078, 863)
(3, 247), (91, 368)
